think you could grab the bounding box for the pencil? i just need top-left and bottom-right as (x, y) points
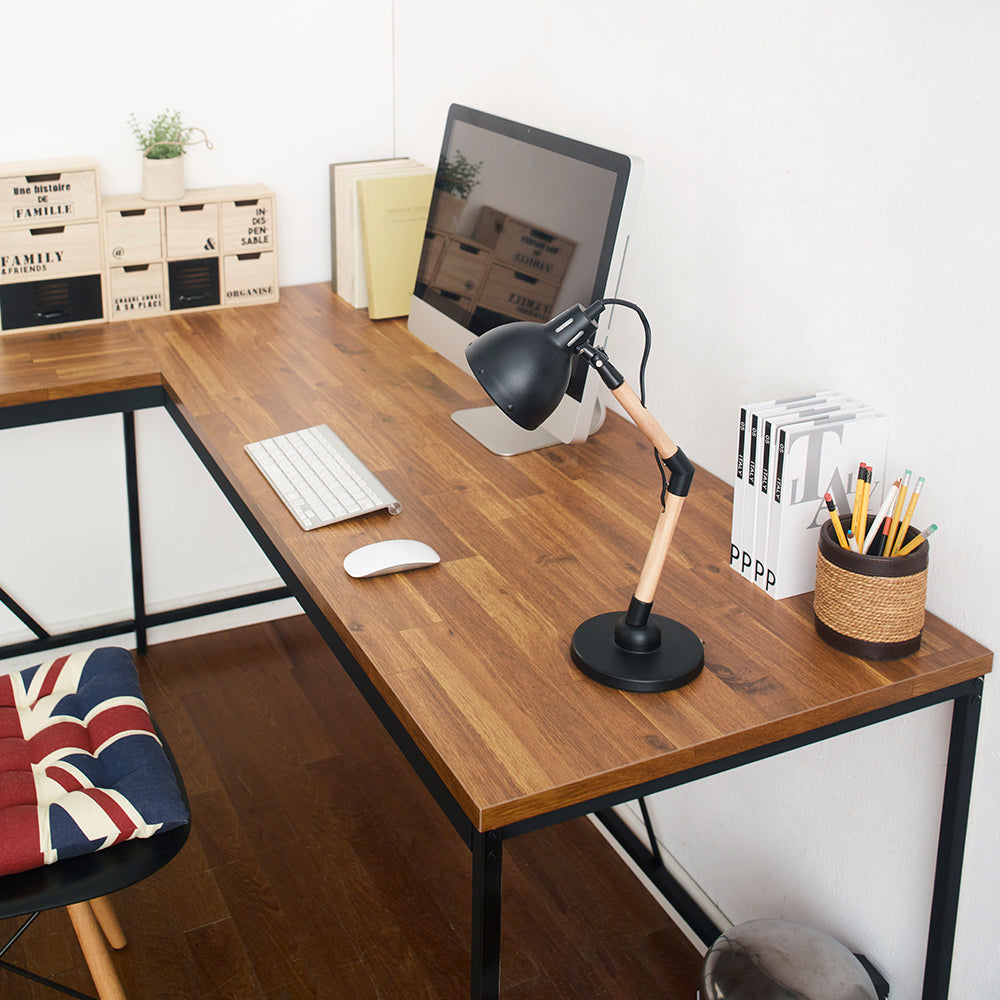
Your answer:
(890, 476), (925, 556)
(824, 493), (850, 549)
(884, 469), (911, 556)
(850, 461), (865, 539)
(857, 465), (872, 543)
(846, 529), (860, 553)
(896, 523), (937, 556)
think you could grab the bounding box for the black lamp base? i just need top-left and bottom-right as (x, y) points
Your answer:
(571, 612), (704, 693)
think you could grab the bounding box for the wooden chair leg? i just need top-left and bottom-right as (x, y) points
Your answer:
(89, 895), (127, 949)
(67, 901), (128, 1000)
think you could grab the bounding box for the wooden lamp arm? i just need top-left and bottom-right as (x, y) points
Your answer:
(607, 380), (694, 608)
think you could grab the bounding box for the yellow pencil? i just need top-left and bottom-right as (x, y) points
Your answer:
(857, 465), (872, 539)
(890, 475), (925, 556)
(850, 461), (865, 540)
(896, 523), (937, 556)
(884, 469), (911, 556)
(824, 493), (850, 549)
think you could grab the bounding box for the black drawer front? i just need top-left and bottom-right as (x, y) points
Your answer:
(168, 258), (220, 311)
(0, 274), (104, 330)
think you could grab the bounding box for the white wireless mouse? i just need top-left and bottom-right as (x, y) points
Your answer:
(343, 539), (440, 578)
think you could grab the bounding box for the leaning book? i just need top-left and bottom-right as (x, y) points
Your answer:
(357, 170), (434, 319)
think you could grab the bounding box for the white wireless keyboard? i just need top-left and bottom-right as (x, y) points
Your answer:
(245, 424), (401, 530)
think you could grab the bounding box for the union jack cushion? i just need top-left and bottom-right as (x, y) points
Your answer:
(0, 647), (188, 878)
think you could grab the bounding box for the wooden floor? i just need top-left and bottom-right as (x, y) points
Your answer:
(1, 616), (704, 999)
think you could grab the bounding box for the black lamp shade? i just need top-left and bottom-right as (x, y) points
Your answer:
(465, 319), (575, 430)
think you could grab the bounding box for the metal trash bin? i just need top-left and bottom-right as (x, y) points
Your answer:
(700, 919), (881, 999)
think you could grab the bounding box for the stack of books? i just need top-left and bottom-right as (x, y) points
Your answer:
(730, 393), (888, 599)
(329, 158), (434, 319)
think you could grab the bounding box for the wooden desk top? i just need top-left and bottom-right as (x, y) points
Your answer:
(0, 324), (160, 409)
(1, 285), (991, 832)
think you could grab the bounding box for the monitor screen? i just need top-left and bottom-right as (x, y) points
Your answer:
(409, 104), (641, 455)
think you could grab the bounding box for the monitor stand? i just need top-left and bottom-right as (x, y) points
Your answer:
(451, 400), (605, 456)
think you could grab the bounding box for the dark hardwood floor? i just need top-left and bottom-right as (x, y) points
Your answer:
(1, 616), (704, 999)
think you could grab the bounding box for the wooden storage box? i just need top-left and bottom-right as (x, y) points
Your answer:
(107, 186), (278, 317)
(222, 197), (274, 253)
(223, 252), (278, 305)
(1, 162), (99, 225)
(108, 262), (166, 318)
(106, 207), (163, 264)
(475, 264), (560, 324)
(0, 222), (103, 284)
(434, 237), (490, 297)
(472, 206), (576, 284)
(165, 202), (219, 258)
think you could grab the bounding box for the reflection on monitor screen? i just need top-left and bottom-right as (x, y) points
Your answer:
(409, 104), (642, 455)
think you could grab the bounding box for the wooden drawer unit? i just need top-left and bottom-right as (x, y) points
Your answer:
(106, 206), (163, 264)
(223, 252), (277, 305)
(0, 222), (102, 284)
(472, 206), (576, 285)
(165, 202), (219, 258)
(0, 157), (105, 334)
(221, 197), (274, 252)
(1, 162), (98, 226)
(103, 184), (278, 319)
(108, 262), (166, 318)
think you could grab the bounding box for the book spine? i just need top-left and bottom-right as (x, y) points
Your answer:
(730, 406), (750, 577)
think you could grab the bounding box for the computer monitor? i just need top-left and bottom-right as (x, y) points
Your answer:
(409, 104), (642, 455)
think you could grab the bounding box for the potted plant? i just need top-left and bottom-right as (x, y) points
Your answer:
(430, 150), (482, 232)
(128, 110), (213, 201)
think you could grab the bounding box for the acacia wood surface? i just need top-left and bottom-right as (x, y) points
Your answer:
(0, 324), (160, 408)
(0, 284), (991, 836)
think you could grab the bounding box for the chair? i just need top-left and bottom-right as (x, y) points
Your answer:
(0, 647), (190, 1000)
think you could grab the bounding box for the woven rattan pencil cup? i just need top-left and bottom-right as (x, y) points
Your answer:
(813, 516), (929, 659)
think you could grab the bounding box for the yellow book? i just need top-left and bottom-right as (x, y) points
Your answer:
(357, 170), (434, 319)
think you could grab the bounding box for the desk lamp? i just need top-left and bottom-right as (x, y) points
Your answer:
(466, 299), (704, 692)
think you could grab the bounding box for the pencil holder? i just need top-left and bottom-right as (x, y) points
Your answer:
(813, 516), (929, 659)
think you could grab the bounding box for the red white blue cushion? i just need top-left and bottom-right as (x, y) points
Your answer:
(0, 647), (188, 878)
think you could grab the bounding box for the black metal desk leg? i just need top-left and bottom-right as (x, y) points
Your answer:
(471, 829), (503, 1000)
(122, 412), (148, 653)
(922, 677), (984, 1000)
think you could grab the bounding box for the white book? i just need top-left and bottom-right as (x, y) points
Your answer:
(764, 409), (889, 599)
(731, 392), (836, 581)
(751, 396), (850, 588)
(331, 158), (426, 308)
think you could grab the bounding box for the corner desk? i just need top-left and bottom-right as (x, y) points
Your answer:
(0, 284), (991, 999)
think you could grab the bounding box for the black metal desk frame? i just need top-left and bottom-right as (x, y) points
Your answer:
(0, 387), (289, 661)
(1, 387), (984, 1000)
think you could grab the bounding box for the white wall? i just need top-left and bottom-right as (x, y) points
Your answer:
(1, 0), (398, 656)
(393, 3), (1000, 996)
(4, 1), (999, 996)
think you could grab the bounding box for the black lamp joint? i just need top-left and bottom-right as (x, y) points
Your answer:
(664, 446), (694, 497)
